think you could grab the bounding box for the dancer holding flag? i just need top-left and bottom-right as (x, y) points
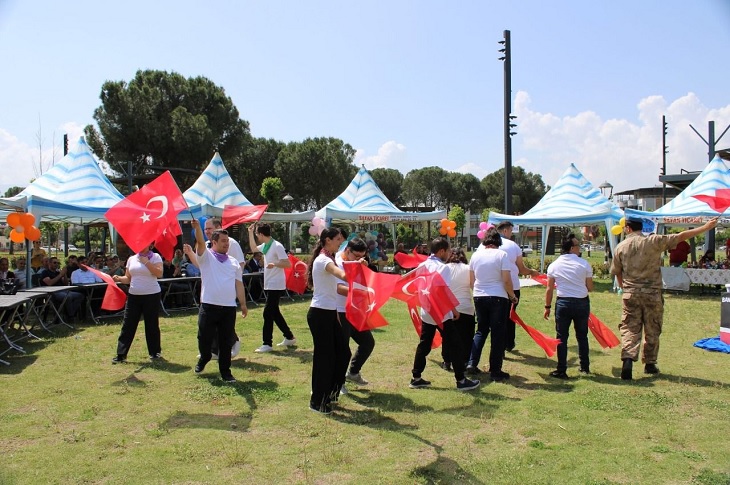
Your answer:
(544, 233), (593, 379)
(408, 238), (480, 391)
(247, 223), (296, 352)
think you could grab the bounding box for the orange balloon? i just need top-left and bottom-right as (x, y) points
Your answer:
(448, 221), (457, 230)
(440, 218), (448, 227)
(19, 213), (35, 227)
(439, 227), (448, 236)
(6, 212), (20, 227)
(447, 229), (457, 238)
(25, 225), (41, 241)
(14, 225), (24, 233)
(10, 229), (25, 243)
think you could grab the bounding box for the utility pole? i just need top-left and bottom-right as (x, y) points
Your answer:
(689, 120), (730, 251)
(63, 134), (69, 257)
(661, 116), (668, 206)
(498, 30), (516, 215)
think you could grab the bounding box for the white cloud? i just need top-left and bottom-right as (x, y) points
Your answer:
(455, 162), (488, 180)
(354, 140), (407, 171)
(513, 91), (730, 194)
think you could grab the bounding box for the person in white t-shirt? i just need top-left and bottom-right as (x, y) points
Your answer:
(111, 243), (164, 364)
(544, 233), (593, 379)
(306, 227), (350, 415)
(440, 248), (475, 372)
(247, 223), (296, 353)
(205, 218), (246, 270)
(188, 219), (248, 383)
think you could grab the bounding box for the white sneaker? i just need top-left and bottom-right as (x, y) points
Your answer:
(340, 384), (348, 395)
(254, 345), (273, 353)
(276, 338), (297, 347)
(346, 372), (369, 385)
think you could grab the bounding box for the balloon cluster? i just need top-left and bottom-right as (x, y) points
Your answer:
(309, 216), (326, 236)
(476, 221), (494, 240)
(610, 217), (626, 236)
(438, 219), (457, 238)
(6, 212), (41, 243)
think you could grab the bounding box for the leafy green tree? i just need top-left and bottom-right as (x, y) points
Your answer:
(85, 69), (251, 190)
(370, 168), (404, 205)
(481, 166), (548, 215)
(449, 173), (484, 212)
(402, 166), (448, 209)
(481, 207), (503, 222)
(275, 137), (357, 210)
(3, 186), (24, 197)
(230, 137), (284, 204)
(448, 204), (467, 247)
(260, 177), (284, 212)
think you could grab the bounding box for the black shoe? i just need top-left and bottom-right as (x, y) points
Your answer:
(222, 375), (236, 383)
(149, 353), (162, 360)
(440, 361), (452, 371)
(579, 367), (590, 374)
(409, 377), (432, 389)
(194, 360), (207, 374)
(465, 366), (482, 375)
(111, 355), (126, 364)
(456, 378), (480, 391)
(549, 370), (569, 379)
(644, 363), (660, 374)
(309, 403), (333, 415)
(621, 359), (633, 380)
(491, 370), (510, 382)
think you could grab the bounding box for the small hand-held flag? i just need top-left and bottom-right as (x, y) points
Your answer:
(284, 254), (308, 295)
(343, 262), (400, 331)
(222, 204), (268, 229)
(105, 171), (187, 254)
(155, 220), (182, 261)
(692, 188), (730, 214)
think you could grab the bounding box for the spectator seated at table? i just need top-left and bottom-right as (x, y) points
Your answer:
(162, 257), (192, 307)
(65, 255), (80, 281)
(11, 256), (27, 289)
(180, 255), (200, 277)
(40, 256), (85, 322)
(698, 250), (717, 268)
(105, 255), (125, 277)
(668, 240), (691, 267)
(0, 257), (19, 295)
(245, 252), (264, 274)
(70, 256), (103, 284)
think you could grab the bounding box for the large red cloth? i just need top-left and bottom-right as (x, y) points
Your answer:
(105, 171), (187, 254)
(343, 262), (400, 331)
(587, 313), (620, 349)
(221, 204), (268, 229)
(82, 264), (127, 311)
(407, 301), (442, 349)
(393, 249), (427, 270)
(155, 220), (182, 261)
(284, 254), (308, 294)
(692, 188), (730, 213)
(392, 266), (459, 325)
(510, 308), (561, 357)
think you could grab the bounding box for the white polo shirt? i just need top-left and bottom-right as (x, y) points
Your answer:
(546, 253), (593, 298)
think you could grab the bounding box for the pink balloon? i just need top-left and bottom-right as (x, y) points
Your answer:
(479, 222), (488, 231)
(312, 217), (323, 226)
(477, 230), (485, 239)
(308, 226), (318, 236)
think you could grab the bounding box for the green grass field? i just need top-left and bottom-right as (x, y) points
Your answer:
(2, 280), (730, 484)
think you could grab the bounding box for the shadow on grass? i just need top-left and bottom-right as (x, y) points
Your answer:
(162, 410), (252, 433)
(410, 455), (485, 485)
(260, 348), (313, 365)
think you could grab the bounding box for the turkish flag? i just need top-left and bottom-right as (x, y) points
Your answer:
(392, 266), (459, 325)
(343, 262), (400, 331)
(284, 254), (308, 294)
(394, 251), (427, 269)
(81, 264), (127, 311)
(407, 301), (442, 349)
(587, 313), (620, 349)
(155, 220), (182, 261)
(510, 308), (561, 357)
(105, 171), (188, 254)
(222, 204), (268, 229)
(532, 273), (549, 287)
(693, 188), (730, 213)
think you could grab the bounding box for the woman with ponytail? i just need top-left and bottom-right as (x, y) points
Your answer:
(306, 227), (352, 415)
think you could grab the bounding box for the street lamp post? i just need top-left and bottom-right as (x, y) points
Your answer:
(282, 194), (294, 250)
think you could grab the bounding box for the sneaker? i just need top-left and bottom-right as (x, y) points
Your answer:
(456, 378), (480, 391)
(621, 359), (633, 380)
(149, 353), (163, 360)
(340, 384), (348, 395)
(222, 375), (237, 383)
(309, 403), (333, 415)
(579, 367), (590, 374)
(254, 345), (274, 353)
(490, 370), (511, 382)
(346, 372), (369, 385)
(409, 377), (432, 389)
(440, 362), (452, 372)
(194, 360), (207, 374)
(277, 338), (297, 347)
(644, 363), (660, 374)
(111, 355), (126, 364)
(549, 370), (569, 380)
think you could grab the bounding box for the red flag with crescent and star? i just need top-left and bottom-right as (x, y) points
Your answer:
(284, 253), (309, 294)
(81, 264), (127, 311)
(510, 308), (561, 357)
(393, 248), (428, 270)
(343, 262), (400, 331)
(155, 220), (182, 261)
(221, 204), (269, 229)
(105, 171), (188, 254)
(392, 265), (459, 327)
(406, 301), (442, 349)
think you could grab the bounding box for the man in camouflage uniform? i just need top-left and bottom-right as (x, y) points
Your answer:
(611, 216), (718, 380)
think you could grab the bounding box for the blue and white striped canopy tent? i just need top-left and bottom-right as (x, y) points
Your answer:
(488, 163), (623, 270)
(0, 137), (123, 224)
(624, 156), (730, 227)
(315, 167), (446, 223)
(183, 152), (313, 222)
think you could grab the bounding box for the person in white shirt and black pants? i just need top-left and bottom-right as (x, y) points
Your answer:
(544, 233), (593, 379)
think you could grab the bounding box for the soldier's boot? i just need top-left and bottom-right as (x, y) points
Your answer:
(644, 363), (659, 374)
(621, 358), (633, 380)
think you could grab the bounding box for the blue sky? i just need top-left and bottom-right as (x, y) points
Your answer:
(1, 0), (729, 197)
